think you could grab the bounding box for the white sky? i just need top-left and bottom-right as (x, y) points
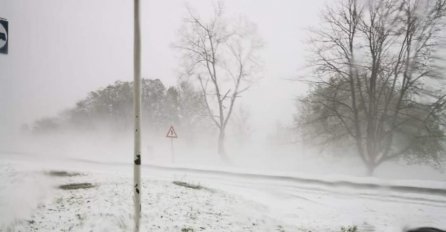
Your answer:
(0, 0), (328, 137)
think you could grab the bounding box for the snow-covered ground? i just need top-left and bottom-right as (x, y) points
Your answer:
(0, 153), (300, 232)
(6, 176), (298, 231)
(1, 152), (446, 232)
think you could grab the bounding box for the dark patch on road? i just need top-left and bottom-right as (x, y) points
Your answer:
(407, 227), (446, 232)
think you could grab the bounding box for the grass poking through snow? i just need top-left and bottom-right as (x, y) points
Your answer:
(340, 225), (359, 232)
(46, 170), (82, 177)
(172, 181), (203, 190)
(58, 183), (95, 190)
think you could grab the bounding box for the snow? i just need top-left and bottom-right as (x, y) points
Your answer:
(0, 159), (56, 229)
(1, 160), (300, 231)
(1, 152), (446, 231)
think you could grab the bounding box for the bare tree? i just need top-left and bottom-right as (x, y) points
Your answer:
(298, 0), (446, 175)
(176, 2), (262, 160)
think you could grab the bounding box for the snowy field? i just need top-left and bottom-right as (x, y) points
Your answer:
(1, 152), (446, 232)
(0, 153), (299, 232)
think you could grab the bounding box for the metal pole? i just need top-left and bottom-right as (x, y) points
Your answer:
(133, 0), (142, 231)
(171, 138), (174, 163)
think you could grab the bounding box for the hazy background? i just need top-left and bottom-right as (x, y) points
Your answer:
(0, 0), (327, 139)
(1, 0), (445, 180)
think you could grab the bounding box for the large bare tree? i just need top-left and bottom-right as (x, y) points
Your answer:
(176, 3), (262, 160)
(298, 0), (446, 175)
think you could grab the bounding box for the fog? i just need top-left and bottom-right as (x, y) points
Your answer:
(0, 0), (325, 133)
(1, 0), (446, 182)
(2, 1), (446, 231)
(0, 1), (323, 167)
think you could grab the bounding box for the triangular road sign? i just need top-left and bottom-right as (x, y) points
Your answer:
(166, 126), (178, 138)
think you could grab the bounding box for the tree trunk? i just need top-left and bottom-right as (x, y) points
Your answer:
(218, 130), (229, 162)
(366, 162), (376, 176)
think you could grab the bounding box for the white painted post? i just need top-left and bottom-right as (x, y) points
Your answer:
(171, 138), (174, 163)
(133, 0), (142, 231)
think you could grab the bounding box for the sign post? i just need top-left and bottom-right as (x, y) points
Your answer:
(0, 18), (8, 55)
(166, 126), (178, 163)
(133, 0), (142, 231)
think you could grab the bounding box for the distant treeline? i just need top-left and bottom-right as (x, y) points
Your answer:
(29, 79), (214, 140)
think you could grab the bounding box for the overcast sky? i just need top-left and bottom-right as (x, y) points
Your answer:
(0, 0), (328, 138)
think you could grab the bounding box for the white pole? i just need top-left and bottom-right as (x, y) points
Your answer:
(133, 0), (142, 231)
(171, 138), (174, 163)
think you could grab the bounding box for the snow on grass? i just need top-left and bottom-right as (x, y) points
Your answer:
(1, 152), (446, 232)
(4, 171), (302, 232)
(0, 161), (56, 230)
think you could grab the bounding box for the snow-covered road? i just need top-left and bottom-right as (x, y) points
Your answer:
(1, 152), (445, 231)
(141, 163), (446, 232)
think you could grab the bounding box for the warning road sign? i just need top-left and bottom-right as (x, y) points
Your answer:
(166, 126), (178, 138)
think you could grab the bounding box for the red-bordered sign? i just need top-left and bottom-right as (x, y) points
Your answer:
(166, 126), (178, 138)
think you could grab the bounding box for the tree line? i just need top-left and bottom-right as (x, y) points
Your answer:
(31, 79), (214, 143)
